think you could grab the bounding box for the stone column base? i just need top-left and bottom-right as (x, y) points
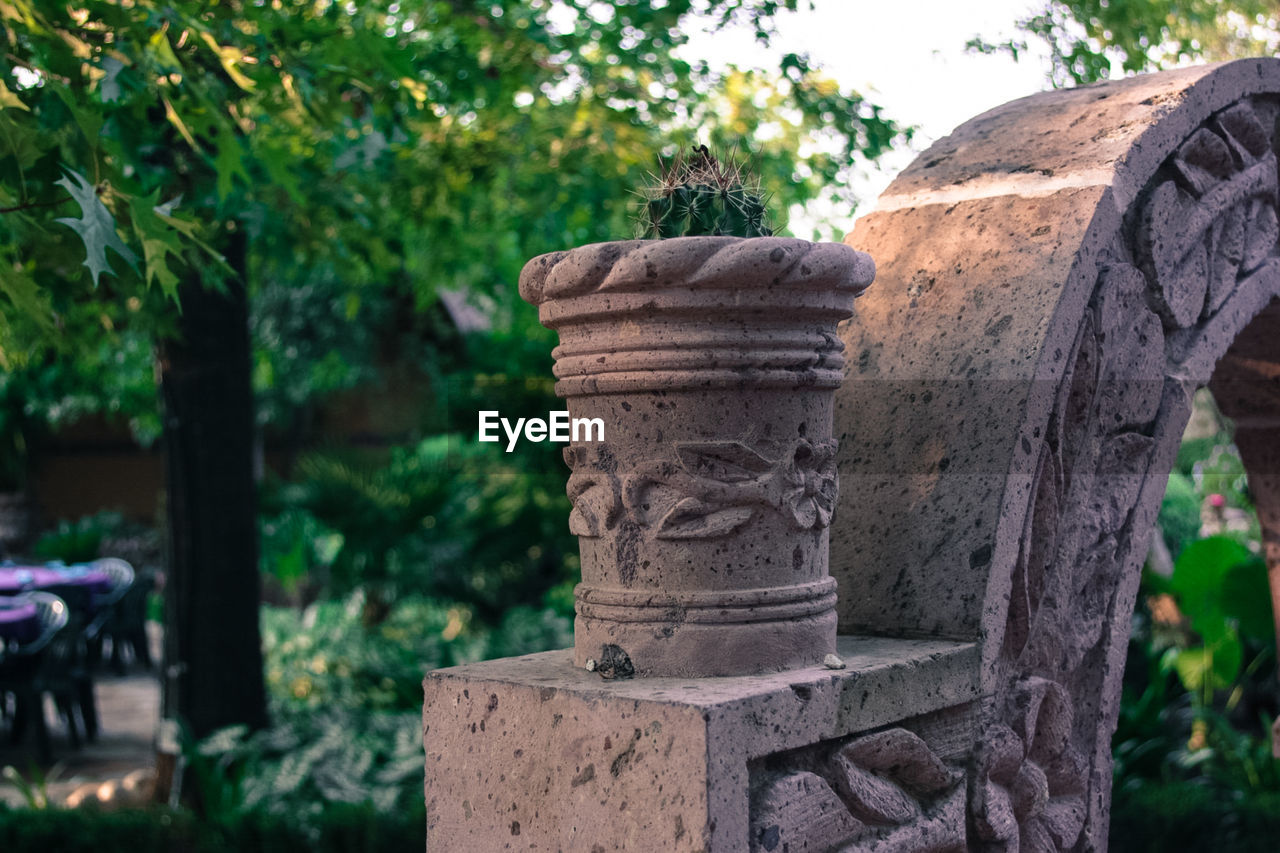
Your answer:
(424, 636), (979, 851)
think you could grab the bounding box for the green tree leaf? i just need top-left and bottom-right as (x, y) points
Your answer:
(0, 79), (29, 112)
(129, 192), (186, 299)
(982, 1), (1280, 87)
(1221, 557), (1275, 645)
(1171, 536), (1253, 609)
(1170, 633), (1244, 693)
(54, 170), (138, 286)
(0, 260), (52, 337)
(1170, 535), (1256, 645)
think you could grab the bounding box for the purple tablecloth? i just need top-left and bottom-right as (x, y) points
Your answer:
(0, 598), (39, 644)
(0, 565), (112, 596)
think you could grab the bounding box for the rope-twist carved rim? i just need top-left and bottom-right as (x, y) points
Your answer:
(518, 236), (876, 306)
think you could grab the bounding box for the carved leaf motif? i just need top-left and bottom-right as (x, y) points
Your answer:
(1014, 678), (1074, 764)
(1140, 180), (1210, 328)
(1096, 264), (1165, 430)
(1173, 126), (1234, 193)
(1141, 104), (1278, 330)
(1095, 433), (1156, 535)
(838, 728), (960, 795)
(751, 728), (962, 853)
(1007, 442), (1062, 660)
(1040, 799), (1088, 848)
(1207, 203), (1246, 310)
(675, 441), (775, 483)
(984, 723), (1026, 785)
(829, 754), (920, 826)
(1058, 313), (1100, 492)
(1009, 760), (1050, 820)
(567, 482), (616, 537)
(749, 770), (864, 853)
(1243, 198), (1278, 272)
(974, 678), (1088, 852)
(973, 777), (1017, 842)
(1213, 102), (1270, 164)
(654, 497), (755, 539)
(1060, 537), (1119, 671)
(564, 446), (621, 538)
(1022, 818), (1061, 853)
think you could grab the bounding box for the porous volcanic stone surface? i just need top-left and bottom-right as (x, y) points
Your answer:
(519, 236), (874, 677)
(423, 635), (976, 851)
(835, 58), (1280, 850)
(428, 58), (1280, 852)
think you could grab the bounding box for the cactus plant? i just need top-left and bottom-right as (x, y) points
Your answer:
(638, 145), (774, 239)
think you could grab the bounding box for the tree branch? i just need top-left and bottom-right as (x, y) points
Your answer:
(0, 196), (72, 214)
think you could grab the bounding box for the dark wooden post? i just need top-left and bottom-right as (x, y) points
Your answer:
(159, 226), (268, 738)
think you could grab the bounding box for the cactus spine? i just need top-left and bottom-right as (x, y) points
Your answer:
(638, 145), (773, 239)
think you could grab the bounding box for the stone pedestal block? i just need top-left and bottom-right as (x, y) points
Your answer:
(424, 636), (978, 851)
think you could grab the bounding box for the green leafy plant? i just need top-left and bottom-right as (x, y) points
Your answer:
(188, 708), (426, 835)
(638, 145), (774, 238)
(267, 432), (578, 620)
(261, 591), (570, 714)
(1115, 535), (1279, 800)
(0, 373), (29, 492)
(0, 764), (59, 810)
(1157, 536), (1274, 700)
(31, 511), (126, 564)
(261, 592), (486, 713)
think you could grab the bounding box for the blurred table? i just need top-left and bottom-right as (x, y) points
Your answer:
(0, 564), (112, 596)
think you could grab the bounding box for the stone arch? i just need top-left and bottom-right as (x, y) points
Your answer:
(834, 59), (1280, 850)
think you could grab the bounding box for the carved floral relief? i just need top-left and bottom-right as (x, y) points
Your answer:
(1137, 101), (1280, 329)
(563, 438), (838, 540)
(975, 95), (1280, 851)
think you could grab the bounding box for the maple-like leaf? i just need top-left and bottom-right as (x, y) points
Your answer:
(55, 170), (139, 287)
(129, 192), (186, 299)
(0, 261), (53, 336)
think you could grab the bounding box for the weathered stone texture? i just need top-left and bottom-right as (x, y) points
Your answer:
(836, 58), (1280, 850)
(424, 636), (977, 850)
(519, 237), (874, 677)
(427, 58), (1280, 852)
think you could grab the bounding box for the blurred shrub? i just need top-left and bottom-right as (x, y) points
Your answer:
(260, 433), (578, 620)
(180, 591), (569, 840)
(190, 708), (426, 832)
(258, 504), (342, 603)
(1111, 783), (1280, 852)
(1161, 538), (1274, 698)
(1158, 471), (1201, 559)
(1116, 534), (1278, 812)
(31, 511), (126, 563)
(0, 800), (423, 853)
(488, 604), (575, 659)
(261, 591), (570, 714)
(261, 592), (485, 712)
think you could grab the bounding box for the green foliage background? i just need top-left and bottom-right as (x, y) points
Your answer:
(2, 0), (1279, 848)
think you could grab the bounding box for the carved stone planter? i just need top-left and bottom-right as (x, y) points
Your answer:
(519, 236), (874, 676)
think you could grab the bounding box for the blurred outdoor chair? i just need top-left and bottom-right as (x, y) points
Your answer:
(86, 558), (150, 675)
(0, 592), (81, 762)
(33, 580), (101, 742)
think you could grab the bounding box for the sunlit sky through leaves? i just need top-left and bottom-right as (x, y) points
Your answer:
(678, 0), (1053, 236)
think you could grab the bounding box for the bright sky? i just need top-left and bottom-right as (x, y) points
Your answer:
(678, 0), (1055, 233)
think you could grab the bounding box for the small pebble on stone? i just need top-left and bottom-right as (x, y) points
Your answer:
(824, 653), (846, 670)
(585, 659), (597, 672)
